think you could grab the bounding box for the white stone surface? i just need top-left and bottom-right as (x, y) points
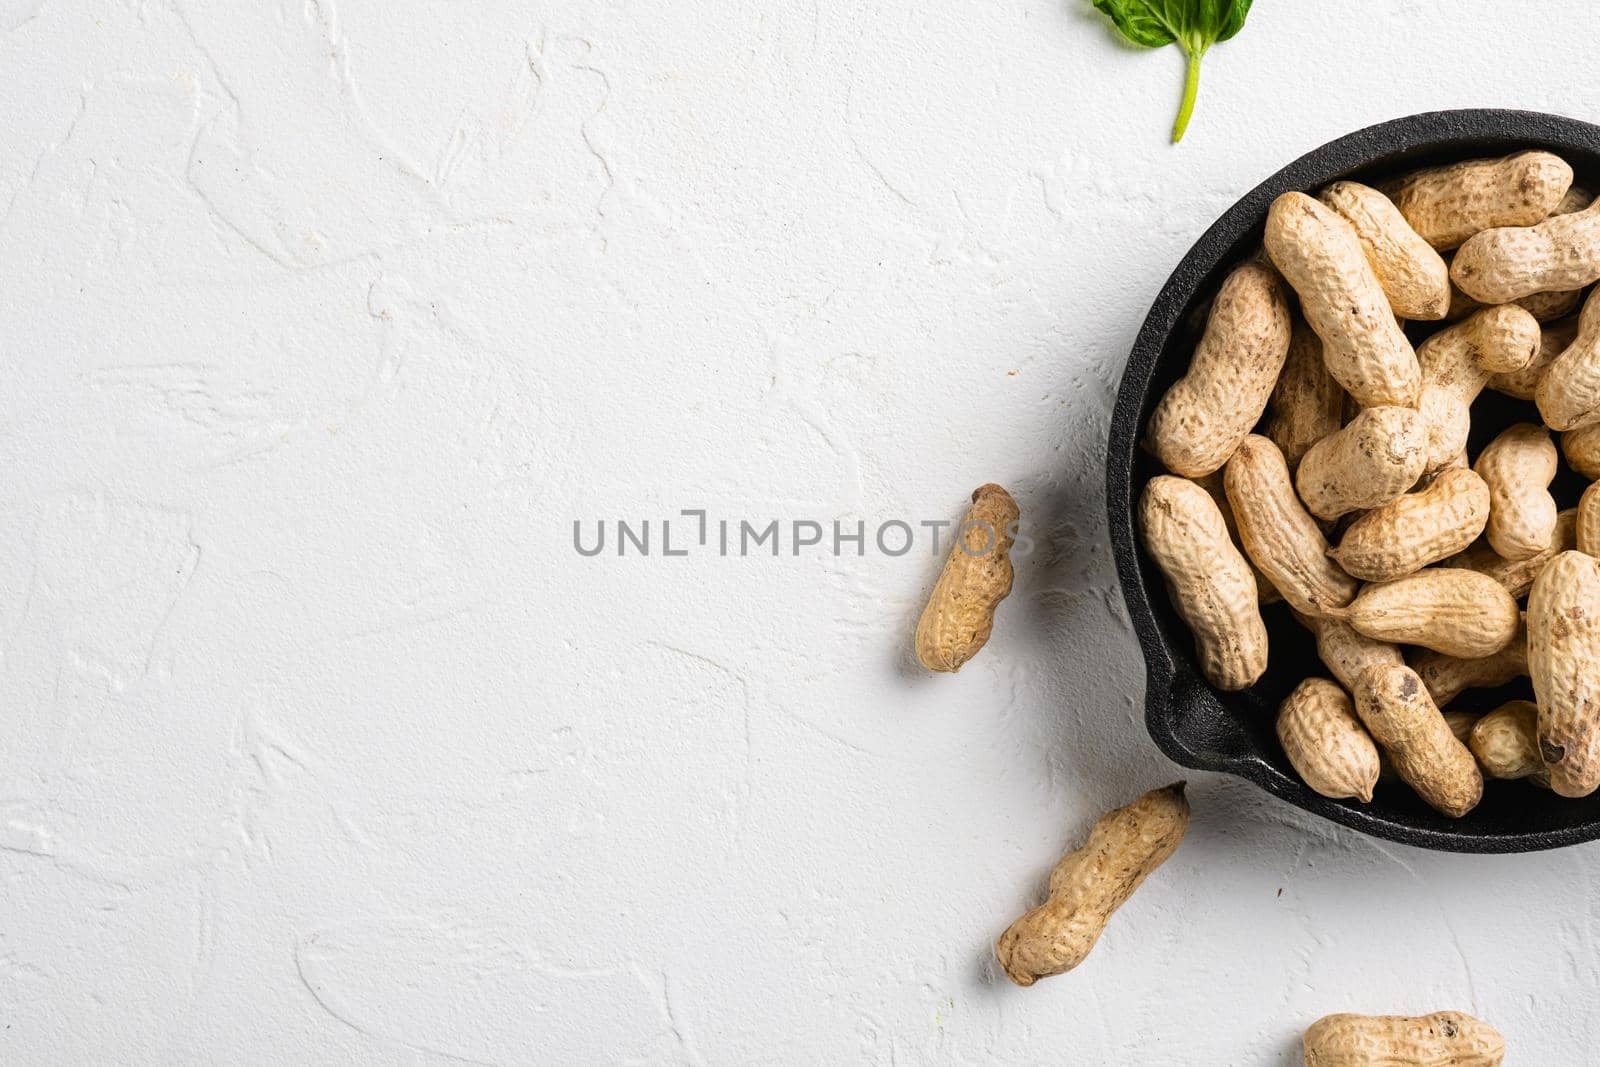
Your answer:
(4, 1), (1600, 1062)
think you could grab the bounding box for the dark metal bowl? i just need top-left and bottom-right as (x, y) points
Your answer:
(1108, 109), (1600, 853)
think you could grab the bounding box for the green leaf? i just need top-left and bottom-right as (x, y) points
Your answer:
(1087, 0), (1256, 143)
(1090, 0), (1176, 49)
(1212, 0), (1254, 43)
(1090, 0), (1254, 53)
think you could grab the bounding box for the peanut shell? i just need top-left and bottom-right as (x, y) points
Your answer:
(1441, 509), (1577, 598)
(1225, 435), (1357, 617)
(1262, 322), (1344, 470)
(1276, 678), (1380, 803)
(1320, 180), (1449, 319)
(1453, 198), (1600, 304)
(1537, 286), (1600, 430)
(1411, 615), (1528, 706)
(1264, 192), (1420, 407)
(1295, 406), (1426, 521)
(995, 783), (1188, 986)
(1140, 477), (1268, 691)
(1388, 148), (1572, 249)
(1303, 1010), (1504, 1066)
(1330, 468), (1490, 582)
(1474, 423), (1558, 561)
(1562, 421), (1600, 479)
(1145, 261), (1292, 477)
(1340, 569), (1519, 659)
(1488, 315), (1577, 400)
(1579, 482), (1600, 558)
(1470, 700), (1547, 784)
(1528, 550), (1600, 797)
(1353, 664), (1484, 818)
(914, 484), (1018, 672)
(1296, 612), (1404, 694)
(1416, 305), (1540, 471)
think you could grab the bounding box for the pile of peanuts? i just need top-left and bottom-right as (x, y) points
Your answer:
(1141, 149), (1600, 819)
(919, 156), (1572, 1058)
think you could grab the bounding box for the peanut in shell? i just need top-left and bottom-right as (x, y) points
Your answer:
(1303, 1009), (1504, 1066)
(1139, 476), (1268, 691)
(1387, 148), (1572, 250)
(1528, 550), (1600, 797)
(1411, 615), (1528, 706)
(1262, 322), (1344, 470)
(1339, 568), (1519, 659)
(1562, 421), (1600, 479)
(1352, 664), (1484, 818)
(1536, 286), (1600, 430)
(1453, 198), (1600, 304)
(1319, 180), (1449, 320)
(1330, 468), (1490, 583)
(1225, 435), (1357, 617)
(914, 484), (1018, 672)
(1295, 611), (1404, 694)
(1295, 406), (1427, 521)
(1470, 700), (1547, 785)
(1488, 315), (1577, 400)
(1474, 423), (1558, 561)
(1264, 192), (1420, 407)
(1145, 261), (1292, 477)
(995, 783), (1188, 986)
(1441, 509), (1577, 598)
(1276, 677), (1380, 803)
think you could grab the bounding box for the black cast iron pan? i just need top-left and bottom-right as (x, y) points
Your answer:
(1108, 109), (1600, 853)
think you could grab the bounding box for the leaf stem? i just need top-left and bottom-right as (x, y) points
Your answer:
(1172, 47), (1203, 143)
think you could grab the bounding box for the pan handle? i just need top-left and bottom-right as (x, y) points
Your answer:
(1145, 669), (1258, 773)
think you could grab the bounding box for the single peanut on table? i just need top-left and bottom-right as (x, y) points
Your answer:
(1303, 1010), (1505, 1066)
(914, 484), (1018, 672)
(995, 783), (1188, 986)
(1145, 261), (1292, 477)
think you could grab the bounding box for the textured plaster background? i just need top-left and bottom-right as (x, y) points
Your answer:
(5, 1), (1600, 1063)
